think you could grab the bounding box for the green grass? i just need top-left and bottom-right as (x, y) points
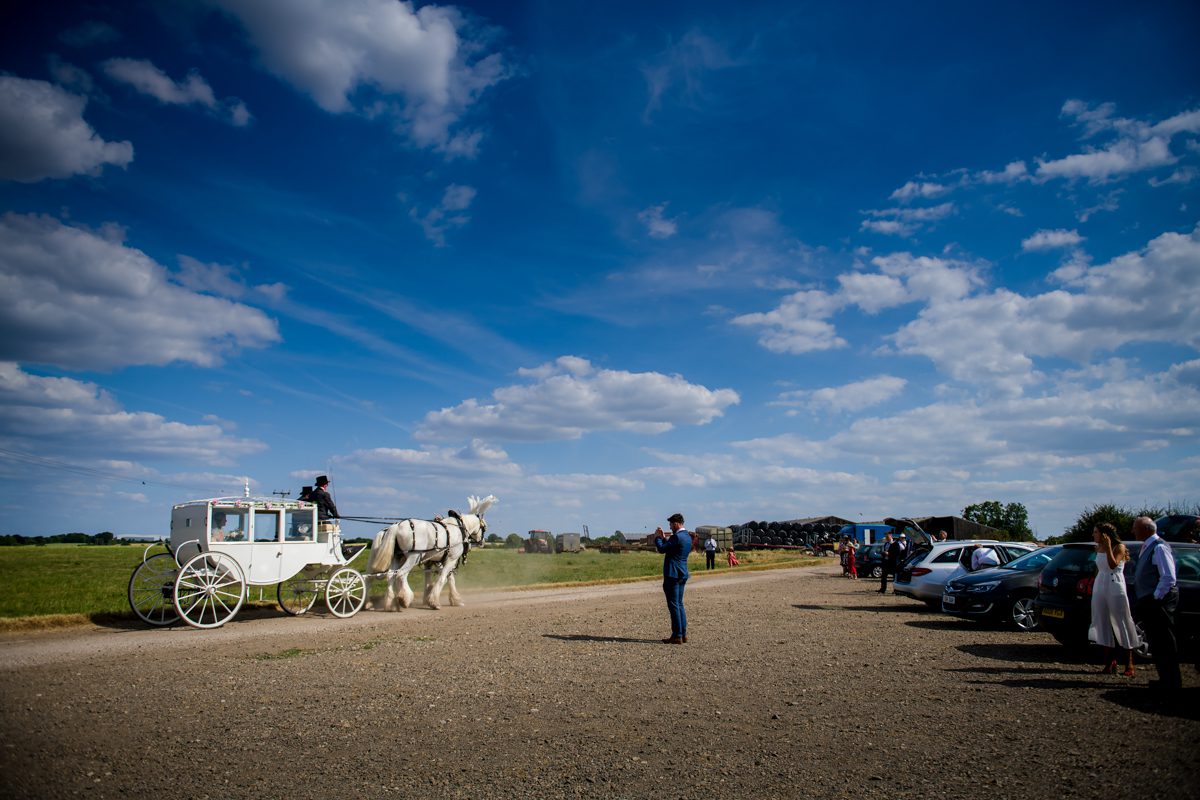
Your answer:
(0, 543), (819, 624)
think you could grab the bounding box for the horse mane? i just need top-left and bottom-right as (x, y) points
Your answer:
(467, 494), (497, 516)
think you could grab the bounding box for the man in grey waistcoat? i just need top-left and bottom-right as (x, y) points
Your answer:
(1132, 516), (1180, 693)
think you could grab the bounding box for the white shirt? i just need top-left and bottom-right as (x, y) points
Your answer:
(1145, 534), (1178, 600)
(705, 537), (717, 552)
(971, 546), (1000, 571)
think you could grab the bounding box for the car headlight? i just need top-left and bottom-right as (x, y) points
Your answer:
(967, 581), (1001, 593)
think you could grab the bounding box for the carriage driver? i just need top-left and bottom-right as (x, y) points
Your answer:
(311, 475), (340, 526)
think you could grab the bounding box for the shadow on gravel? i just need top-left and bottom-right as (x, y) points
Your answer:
(945, 665), (1082, 676)
(792, 603), (923, 613)
(957, 641), (1087, 664)
(967, 676), (1105, 690)
(1101, 687), (1200, 720)
(543, 634), (662, 645)
(904, 618), (966, 631)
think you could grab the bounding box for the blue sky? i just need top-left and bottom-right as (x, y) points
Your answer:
(1, 0), (1198, 540)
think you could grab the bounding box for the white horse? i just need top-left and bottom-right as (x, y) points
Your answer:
(367, 495), (496, 610)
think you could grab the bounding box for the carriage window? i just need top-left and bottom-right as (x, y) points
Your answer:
(253, 511), (281, 543)
(286, 509), (315, 542)
(212, 508), (248, 542)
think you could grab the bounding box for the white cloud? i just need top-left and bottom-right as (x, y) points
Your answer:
(773, 375), (908, 415)
(976, 160), (1029, 184)
(642, 29), (736, 119)
(0, 213), (280, 370)
(731, 289), (847, 354)
(1149, 167), (1198, 187)
(411, 183), (476, 246)
(338, 439), (522, 480)
(1022, 228), (1085, 251)
(0, 363), (266, 464)
(212, 0), (507, 154)
(890, 224), (1200, 384)
(638, 203), (678, 238)
(860, 202), (955, 236)
(734, 253), (982, 354)
(0, 76), (133, 182)
(1036, 135), (1176, 182)
(890, 181), (949, 202)
(103, 58), (251, 126)
(416, 356), (740, 441)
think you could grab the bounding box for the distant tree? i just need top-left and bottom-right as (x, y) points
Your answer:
(962, 501), (1032, 540)
(504, 533), (523, 548)
(485, 533), (503, 544)
(613, 530), (627, 544)
(1049, 503), (1169, 544)
(93, 531), (115, 545)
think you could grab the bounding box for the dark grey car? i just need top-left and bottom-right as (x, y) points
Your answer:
(941, 545), (1062, 631)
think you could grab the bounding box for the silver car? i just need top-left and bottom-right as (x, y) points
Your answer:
(893, 540), (1037, 604)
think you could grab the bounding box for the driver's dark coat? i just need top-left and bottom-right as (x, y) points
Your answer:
(310, 486), (339, 520)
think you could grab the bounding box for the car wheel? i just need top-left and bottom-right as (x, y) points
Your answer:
(869, 566), (882, 579)
(1008, 595), (1038, 632)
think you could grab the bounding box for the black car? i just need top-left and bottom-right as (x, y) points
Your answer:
(1033, 541), (1200, 654)
(857, 543), (886, 578)
(941, 545), (1062, 631)
(1156, 514), (1200, 542)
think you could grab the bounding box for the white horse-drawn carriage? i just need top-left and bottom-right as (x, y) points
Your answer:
(127, 495), (367, 628)
(127, 493), (498, 629)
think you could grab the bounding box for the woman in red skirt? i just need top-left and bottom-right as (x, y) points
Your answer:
(846, 539), (858, 579)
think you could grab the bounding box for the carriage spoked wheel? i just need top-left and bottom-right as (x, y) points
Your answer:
(277, 573), (321, 616)
(173, 552), (246, 629)
(324, 567), (367, 618)
(128, 553), (181, 626)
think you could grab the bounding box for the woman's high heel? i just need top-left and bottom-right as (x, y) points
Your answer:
(1122, 667), (1135, 678)
(1101, 660), (1117, 674)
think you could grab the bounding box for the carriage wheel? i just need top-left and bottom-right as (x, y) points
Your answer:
(173, 552), (246, 629)
(128, 553), (180, 626)
(325, 567), (366, 618)
(277, 574), (321, 616)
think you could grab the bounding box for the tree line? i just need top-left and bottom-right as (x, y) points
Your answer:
(0, 532), (131, 546)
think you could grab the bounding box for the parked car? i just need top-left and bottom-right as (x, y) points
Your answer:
(893, 540), (1038, 605)
(941, 545), (1062, 630)
(1033, 541), (1200, 654)
(857, 543), (886, 578)
(1156, 514), (1200, 542)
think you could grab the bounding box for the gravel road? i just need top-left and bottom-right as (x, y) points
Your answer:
(2, 564), (1197, 799)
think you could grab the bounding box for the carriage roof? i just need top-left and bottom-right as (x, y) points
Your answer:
(173, 496), (315, 511)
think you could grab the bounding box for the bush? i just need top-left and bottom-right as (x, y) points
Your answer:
(1050, 503), (1168, 544)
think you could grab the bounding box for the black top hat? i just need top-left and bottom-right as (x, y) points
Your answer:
(667, 513), (684, 524)
(315, 475), (330, 486)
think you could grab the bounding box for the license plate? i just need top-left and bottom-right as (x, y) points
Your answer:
(942, 594), (955, 605)
(1041, 607), (1065, 619)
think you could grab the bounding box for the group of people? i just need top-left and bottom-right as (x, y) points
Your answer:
(649, 511), (1190, 700)
(1089, 517), (1182, 694)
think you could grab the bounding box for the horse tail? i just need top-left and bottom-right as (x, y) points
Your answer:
(367, 525), (397, 574)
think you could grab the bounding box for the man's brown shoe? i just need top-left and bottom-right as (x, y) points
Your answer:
(682, 635), (688, 643)
(662, 636), (683, 644)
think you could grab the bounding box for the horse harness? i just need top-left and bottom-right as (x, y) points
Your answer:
(397, 511), (477, 569)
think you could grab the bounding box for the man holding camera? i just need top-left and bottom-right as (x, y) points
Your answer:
(655, 513), (692, 644)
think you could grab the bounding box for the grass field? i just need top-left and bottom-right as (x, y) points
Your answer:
(0, 544), (820, 627)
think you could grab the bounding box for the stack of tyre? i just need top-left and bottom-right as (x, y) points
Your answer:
(732, 520), (843, 550)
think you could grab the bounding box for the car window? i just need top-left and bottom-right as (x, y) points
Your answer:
(1001, 547), (1058, 571)
(999, 545), (1029, 561)
(932, 547), (962, 564)
(1174, 549), (1200, 581)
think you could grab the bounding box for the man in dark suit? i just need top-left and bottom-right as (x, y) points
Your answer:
(1132, 516), (1180, 694)
(879, 532), (900, 594)
(655, 513), (692, 644)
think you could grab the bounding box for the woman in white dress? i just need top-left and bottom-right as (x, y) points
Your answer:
(1087, 522), (1139, 677)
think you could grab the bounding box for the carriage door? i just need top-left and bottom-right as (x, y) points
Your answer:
(247, 510), (284, 584)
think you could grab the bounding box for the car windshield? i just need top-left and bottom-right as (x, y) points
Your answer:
(999, 546), (1058, 571)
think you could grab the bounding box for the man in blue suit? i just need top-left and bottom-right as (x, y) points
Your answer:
(655, 512), (692, 644)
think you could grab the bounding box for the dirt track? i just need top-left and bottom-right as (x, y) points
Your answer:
(2, 564), (1198, 799)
